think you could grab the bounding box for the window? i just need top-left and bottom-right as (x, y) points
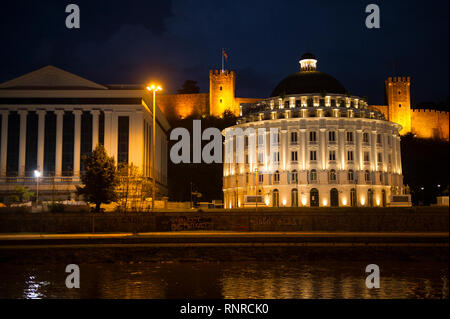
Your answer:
(284, 101), (289, 108)
(347, 150), (354, 161)
(273, 170), (280, 183)
(379, 172), (383, 183)
(258, 152), (264, 164)
(273, 152), (279, 163)
(328, 131), (336, 143)
(272, 132), (280, 144)
(220, 99), (222, 103)
(245, 173), (249, 183)
(346, 131), (354, 143)
(329, 169), (337, 181)
(363, 132), (370, 144)
(290, 131), (298, 144)
(295, 100), (301, 108)
(377, 134), (382, 145)
(245, 154), (249, 164)
(377, 152), (383, 163)
(388, 154), (392, 164)
(310, 151), (317, 161)
(310, 169), (317, 182)
(329, 150), (336, 161)
(220, 86), (222, 91)
(258, 134), (264, 145)
(117, 116), (129, 164)
(244, 135), (248, 147)
(291, 170), (298, 184)
(309, 131), (317, 143)
(258, 172), (264, 183)
(388, 135), (391, 146)
(291, 151), (298, 162)
(365, 170), (370, 182)
(364, 152), (370, 162)
(348, 169), (354, 181)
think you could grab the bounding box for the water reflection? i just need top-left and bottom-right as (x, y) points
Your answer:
(0, 260), (447, 299)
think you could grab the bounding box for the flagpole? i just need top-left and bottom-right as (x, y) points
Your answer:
(221, 48), (224, 73)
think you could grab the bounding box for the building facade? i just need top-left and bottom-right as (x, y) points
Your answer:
(0, 65), (170, 201)
(223, 54), (404, 208)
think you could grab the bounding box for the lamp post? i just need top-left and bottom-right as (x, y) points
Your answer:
(146, 84), (162, 212)
(34, 170), (41, 206)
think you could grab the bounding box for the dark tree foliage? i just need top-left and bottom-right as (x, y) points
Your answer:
(177, 80), (200, 94)
(168, 112), (237, 202)
(77, 145), (119, 212)
(401, 133), (449, 205)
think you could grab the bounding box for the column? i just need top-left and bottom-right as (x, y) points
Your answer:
(300, 129), (306, 170)
(0, 111), (9, 177)
(129, 111), (143, 169)
(338, 129), (345, 170)
(91, 110), (100, 151)
(370, 130), (377, 171)
(18, 110), (28, 177)
(36, 110), (46, 173)
(103, 110), (113, 156)
(319, 128), (326, 170)
(73, 110), (82, 177)
(54, 110), (64, 177)
(281, 129), (287, 171)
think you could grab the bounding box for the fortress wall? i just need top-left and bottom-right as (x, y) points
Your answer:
(411, 109), (449, 140)
(157, 93), (209, 119)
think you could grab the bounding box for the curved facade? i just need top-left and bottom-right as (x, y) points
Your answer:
(223, 55), (404, 208)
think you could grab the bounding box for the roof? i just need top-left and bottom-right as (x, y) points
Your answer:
(270, 71), (347, 97)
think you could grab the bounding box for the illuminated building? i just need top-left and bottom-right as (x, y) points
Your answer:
(0, 65), (169, 200)
(223, 53), (405, 208)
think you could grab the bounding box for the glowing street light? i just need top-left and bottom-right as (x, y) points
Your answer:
(34, 170), (41, 206)
(146, 84), (163, 211)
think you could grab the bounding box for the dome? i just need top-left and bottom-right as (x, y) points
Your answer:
(270, 71), (347, 97)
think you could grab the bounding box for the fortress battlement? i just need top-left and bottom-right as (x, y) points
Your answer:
(386, 76), (410, 83)
(210, 69), (235, 77)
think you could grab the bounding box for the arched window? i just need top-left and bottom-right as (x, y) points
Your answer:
(329, 169), (337, 182)
(291, 189), (298, 207)
(310, 169), (317, 182)
(291, 170), (298, 184)
(330, 188), (339, 207)
(273, 170), (280, 184)
(365, 170), (370, 182)
(348, 169), (354, 182)
(310, 188), (319, 207)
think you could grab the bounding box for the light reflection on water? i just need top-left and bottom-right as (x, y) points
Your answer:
(0, 260), (447, 299)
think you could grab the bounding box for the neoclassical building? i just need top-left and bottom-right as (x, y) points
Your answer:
(0, 65), (170, 201)
(223, 54), (404, 208)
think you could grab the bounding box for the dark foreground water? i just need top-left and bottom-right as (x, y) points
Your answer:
(0, 260), (448, 299)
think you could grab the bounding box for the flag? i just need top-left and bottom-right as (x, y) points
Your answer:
(222, 49), (228, 61)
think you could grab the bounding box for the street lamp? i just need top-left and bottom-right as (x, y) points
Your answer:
(34, 170), (41, 206)
(146, 84), (163, 212)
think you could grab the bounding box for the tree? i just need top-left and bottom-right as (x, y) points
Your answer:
(117, 163), (152, 212)
(77, 145), (119, 212)
(177, 80), (200, 94)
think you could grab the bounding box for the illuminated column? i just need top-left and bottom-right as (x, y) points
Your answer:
(338, 128), (345, 170)
(111, 112), (118, 162)
(91, 110), (100, 151)
(392, 133), (398, 174)
(129, 110), (144, 170)
(396, 136), (402, 175)
(36, 110), (46, 172)
(370, 130), (377, 171)
(18, 110), (28, 177)
(383, 133), (388, 172)
(264, 129), (270, 171)
(300, 128), (306, 170)
(0, 110), (9, 176)
(54, 110), (64, 177)
(73, 110), (82, 177)
(319, 128), (326, 170)
(103, 110), (113, 157)
(281, 129), (287, 171)
(355, 129), (362, 171)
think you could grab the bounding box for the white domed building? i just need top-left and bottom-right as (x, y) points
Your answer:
(223, 53), (405, 208)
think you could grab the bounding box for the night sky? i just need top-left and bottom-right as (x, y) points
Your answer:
(0, 0), (448, 106)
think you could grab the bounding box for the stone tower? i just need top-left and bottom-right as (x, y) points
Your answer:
(385, 76), (412, 134)
(209, 69), (236, 117)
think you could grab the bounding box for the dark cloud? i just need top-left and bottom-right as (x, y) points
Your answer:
(0, 0), (448, 105)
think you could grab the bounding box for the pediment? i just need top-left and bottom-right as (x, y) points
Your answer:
(0, 65), (107, 90)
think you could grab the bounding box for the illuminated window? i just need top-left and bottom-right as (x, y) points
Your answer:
(328, 131), (336, 142)
(273, 170), (280, 183)
(329, 150), (336, 161)
(365, 170), (370, 182)
(347, 150), (354, 161)
(364, 152), (370, 162)
(273, 152), (279, 163)
(290, 131), (298, 144)
(363, 132), (370, 144)
(309, 131), (317, 143)
(310, 150), (317, 161)
(310, 169), (317, 182)
(346, 131), (354, 143)
(291, 170), (298, 184)
(329, 169), (337, 181)
(348, 169), (354, 181)
(291, 151), (298, 162)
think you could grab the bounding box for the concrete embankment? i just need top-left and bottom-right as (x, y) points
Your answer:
(0, 207), (448, 233)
